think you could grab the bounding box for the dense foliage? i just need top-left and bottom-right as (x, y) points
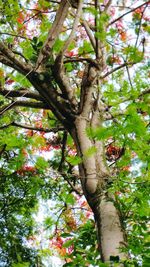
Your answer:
(0, 0), (150, 266)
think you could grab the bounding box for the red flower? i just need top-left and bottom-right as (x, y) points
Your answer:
(26, 130), (34, 137)
(122, 166), (130, 172)
(17, 12), (24, 24)
(52, 236), (64, 249)
(17, 165), (37, 175)
(106, 145), (124, 161)
(40, 144), (51, 152)
(53, 145), (60, 150)
(22, 148), (28, 157)
(66, 49), (78, 57)
(119, 30), (127, 41)
(68, 51), (75, 57)
(5, 79), (14, 85)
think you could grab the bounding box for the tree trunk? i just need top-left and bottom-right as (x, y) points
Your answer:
(27, 51), (127, 263)
(97, 195), (126, 262)
(71, 112), (127, 263)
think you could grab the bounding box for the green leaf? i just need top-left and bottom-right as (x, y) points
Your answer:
(33, 37), (38, 43)
(63, 239), (74, 248)
(44, 217), (54, 227)
(65, 193), (75, 205)
(99, 263), (109, 267)
(66, 155), (82, 165)
(12, 262), (30, 267)
(123, 46), (144, 63)
(79, 40), (93, 55)
(61, 233), (73, 238)
(61, 191), (75, 205)
(94, 127), (112, 140)
(53, 38), (64, 53)
(35, 157), (49, 169)
(65, 62), (74, 72)
(37, 41), (43, 47)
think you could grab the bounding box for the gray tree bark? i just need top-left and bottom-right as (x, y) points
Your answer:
(71, 112), (127, 263)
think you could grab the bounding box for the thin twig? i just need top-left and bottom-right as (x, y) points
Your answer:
(61, 0), (83, 56)
(104, 0), (112, 12)
(0, 100), (49, 115)
(58, 131), (67, 172)
(61, 172), (82, 195)
(100, 62), (135, 79)
(109, 1), (150, 26)
(81, 20), (96, 50)
(125, 63), (133, 89)
(0, 32), (28, 40)
(0, 121), (64, 133)
(134, 4), (148, 48)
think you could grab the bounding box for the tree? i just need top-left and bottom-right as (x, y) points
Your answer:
(0, 0), (149, 266)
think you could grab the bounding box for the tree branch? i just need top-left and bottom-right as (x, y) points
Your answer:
(95, 0), (100, 60)
(0, 32), (29, 40)
(104, 0), (112, 12)
(0, 42), (32, 74)
(0, 55), (24, 74)
(134, 4), (148, 48)
(0, 101), (49, 115)
(100, 62), (135, 79)
(35, 0), (70, 70)
(64, 56), (99, 69)
(0, 121), (64, 133)
(109, 1), (150, 26)
(53, 0), (83, 107)
(139, 88), (150, 97)
(58, 131), (68, 172)
(12, 50), (29, 63)
(61, 172), (82, 195)
(81, 20), (96, 51)
(27, 72), (75, 127)
(79, 64), (97, 117)
(61, 0), (83, 56)
(0, 88), (44, 101)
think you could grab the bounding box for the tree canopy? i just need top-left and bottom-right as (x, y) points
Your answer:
(0, 0), (150, 266)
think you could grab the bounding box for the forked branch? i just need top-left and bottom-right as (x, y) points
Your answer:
(35, 0), (70, 70)
(53, 0), (83, 106)
(0, 42), (32, 74)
